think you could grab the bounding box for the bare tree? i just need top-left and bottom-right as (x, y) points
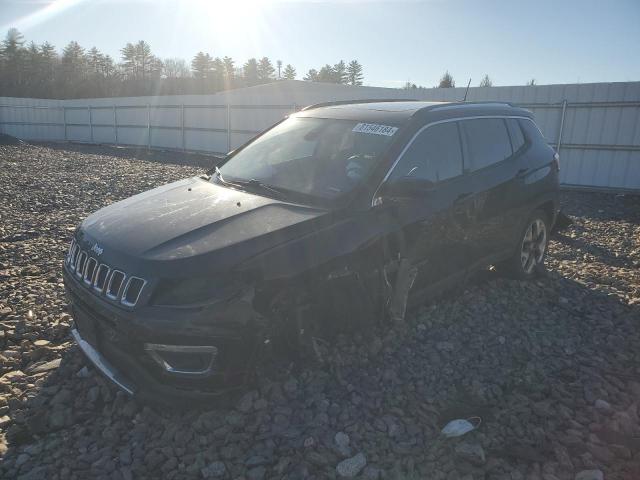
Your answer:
(479, 74), (493, 87)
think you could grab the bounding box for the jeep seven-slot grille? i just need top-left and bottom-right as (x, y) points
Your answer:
(66, 238), (147, 307)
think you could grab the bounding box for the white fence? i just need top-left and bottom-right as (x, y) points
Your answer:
(1, 80), (639, 191)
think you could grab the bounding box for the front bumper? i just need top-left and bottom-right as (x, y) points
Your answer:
(63, 266), (264, 402)
(72, 328), (135, 395)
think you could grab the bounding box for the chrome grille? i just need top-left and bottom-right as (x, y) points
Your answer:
(106, 270), (125, 300)
(66, 239), (147, 307)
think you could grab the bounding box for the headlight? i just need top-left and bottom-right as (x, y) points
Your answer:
(151, 276), (243, 306)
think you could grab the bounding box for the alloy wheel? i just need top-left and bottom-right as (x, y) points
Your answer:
(520, 218), (547, 274)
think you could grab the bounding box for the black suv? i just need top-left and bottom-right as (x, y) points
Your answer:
(63, 100), (559, 401)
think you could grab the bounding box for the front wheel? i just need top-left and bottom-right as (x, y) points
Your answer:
(499, 210), (549, 280)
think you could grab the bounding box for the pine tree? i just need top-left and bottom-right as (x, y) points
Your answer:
(346, 60), (363, 86)
(120, 43), (137, 79)
(211, 57), (225, 89)
(438, 71), (455, 88)
(191, 52), (213, 79)
(527, 78), (536, 86)
(479, 74), (493, 87)
(134, 40), (156, 80)
(318, 64), (335, 83)
(0, 28), (26, 92)
(303, 69), (319, 82)
(222, 56), (235, 87)
(243, 58), (259, 86)
(283, 64), (296, 80)
(257, 57), (275, 83)
(333, 60), (347, 84)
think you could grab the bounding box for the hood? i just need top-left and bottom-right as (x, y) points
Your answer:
(79, 177), (328, 272)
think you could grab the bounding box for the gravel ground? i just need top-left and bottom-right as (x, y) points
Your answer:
(0, 143), (639, 480)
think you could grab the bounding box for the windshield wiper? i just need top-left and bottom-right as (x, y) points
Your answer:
(231, 178), (290, 200)
(214, 169), (289, 200)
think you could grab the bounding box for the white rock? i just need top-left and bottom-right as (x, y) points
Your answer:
(336, 453), (366, 478)
(575, 470), (604, 480)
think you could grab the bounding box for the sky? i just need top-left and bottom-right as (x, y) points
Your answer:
(1, 0), (639, 88)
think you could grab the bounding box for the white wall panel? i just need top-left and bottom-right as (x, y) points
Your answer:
(1, 80), (639, 190)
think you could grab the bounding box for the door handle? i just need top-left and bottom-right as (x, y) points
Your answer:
(515, 168), (529, 179)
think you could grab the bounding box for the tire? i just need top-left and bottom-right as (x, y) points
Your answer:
(499, 209), (550, 280)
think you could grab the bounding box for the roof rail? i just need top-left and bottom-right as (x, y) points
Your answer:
(300, 98), (418, 111)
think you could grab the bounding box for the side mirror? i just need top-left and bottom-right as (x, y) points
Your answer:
(379, 178), (436, 198)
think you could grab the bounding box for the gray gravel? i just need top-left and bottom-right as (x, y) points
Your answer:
(1, 143), (639, 479)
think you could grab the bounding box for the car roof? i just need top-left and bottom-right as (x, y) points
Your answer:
(296, 100), (532, 125)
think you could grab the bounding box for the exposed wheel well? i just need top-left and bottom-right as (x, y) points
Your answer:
(537, 200), (556, 226)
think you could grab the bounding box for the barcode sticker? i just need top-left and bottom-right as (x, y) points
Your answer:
(352, 123), (398, 136)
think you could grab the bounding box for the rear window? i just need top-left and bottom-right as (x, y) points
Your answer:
(461, 118), (512, 171)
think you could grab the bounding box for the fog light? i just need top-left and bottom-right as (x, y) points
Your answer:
(144, 344), (218, 376)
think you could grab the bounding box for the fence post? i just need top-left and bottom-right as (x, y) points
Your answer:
(556, 99), (567, 153)
(62, 106), (67, 141)
(88, 105), (93, 143)
(147, 104), (151, 149)
(113, 105), (118, 146)
(226, 104), (231, 153)
(181, 104), (186, 151)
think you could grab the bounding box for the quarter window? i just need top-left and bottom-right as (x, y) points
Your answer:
(519, 118), (547, 145)
(461, 118), (513, 171)
(507, 118), (526, 152)
(389, 122), (463, 182)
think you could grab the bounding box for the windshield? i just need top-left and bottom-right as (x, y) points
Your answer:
(216, 116), (399, 202)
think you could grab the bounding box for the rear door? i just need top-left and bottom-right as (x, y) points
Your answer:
(459, 117), (520, 263)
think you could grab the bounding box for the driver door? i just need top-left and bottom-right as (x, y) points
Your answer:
(382, 121), (475, 291)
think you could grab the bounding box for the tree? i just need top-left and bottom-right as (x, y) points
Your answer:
(191, 51), (213, 79)
(303, 69), (319, 82)
(527, 78), (536, 86)
(0, 28), (26, 92)
(243, 58), (258, 86)
(222, 56), (235, 87)
(438, 70), (455, 88)
(479, 74), (493, 87)
(276, 59), (282, 79)
(346, 60), (363, 86)
(120, 42), (137, 79)
(164, 58), (190, 78)
(257, 57), (275, 83)
(317, 64), (335, 83)
(333, 60), (347, 84)
(134, 40), (159, 80)
(283, 64), (296, 80)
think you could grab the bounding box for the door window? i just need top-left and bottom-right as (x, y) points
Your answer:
(389, 122), (463, 182)
(461, 118), (512, 171)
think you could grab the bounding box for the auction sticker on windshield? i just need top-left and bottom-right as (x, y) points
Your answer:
(352, 123), (398, 136)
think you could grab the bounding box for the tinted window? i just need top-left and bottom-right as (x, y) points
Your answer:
(519, 118), (546, 145)
(507, 118), (525, 152)
(389, 122), (463, 182)
(461, 118), (512, 171)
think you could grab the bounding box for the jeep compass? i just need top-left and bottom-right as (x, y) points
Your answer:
(63, 100), (559, 401)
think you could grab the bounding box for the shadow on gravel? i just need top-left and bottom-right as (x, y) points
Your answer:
(33, 141), (218, 169)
